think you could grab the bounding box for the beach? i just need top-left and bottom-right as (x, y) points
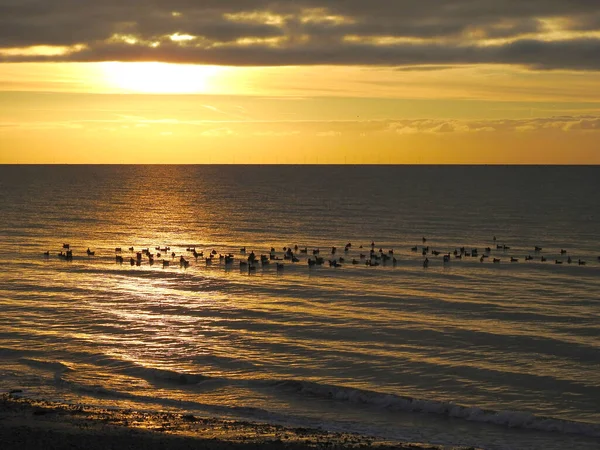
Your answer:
(0, 393), (467, 450)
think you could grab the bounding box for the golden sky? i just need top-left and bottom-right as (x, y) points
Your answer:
(1, 1), (600, 163)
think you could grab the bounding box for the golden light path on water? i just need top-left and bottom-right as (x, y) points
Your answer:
(35, 249), (597, 401)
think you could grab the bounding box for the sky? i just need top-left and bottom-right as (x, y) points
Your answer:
(1, 1), (600, 164)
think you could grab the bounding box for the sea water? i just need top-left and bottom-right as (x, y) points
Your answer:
(0, 165), (599, 450)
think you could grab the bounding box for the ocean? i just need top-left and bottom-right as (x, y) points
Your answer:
(0, 165), (599, 449)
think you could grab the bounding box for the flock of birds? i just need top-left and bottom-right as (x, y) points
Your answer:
(44, 237), (598, 272)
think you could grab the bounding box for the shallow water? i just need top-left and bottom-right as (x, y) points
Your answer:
(0, 165), (599, 450)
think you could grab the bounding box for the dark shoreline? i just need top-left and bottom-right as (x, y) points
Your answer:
(0, 394), (478, 450)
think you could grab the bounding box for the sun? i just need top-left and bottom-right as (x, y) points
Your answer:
(100, 62), (225, 94)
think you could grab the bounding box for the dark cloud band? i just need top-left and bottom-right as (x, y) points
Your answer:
(1, 1), (600, 70)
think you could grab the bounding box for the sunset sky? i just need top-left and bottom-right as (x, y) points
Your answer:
(1, 1), (600, 164)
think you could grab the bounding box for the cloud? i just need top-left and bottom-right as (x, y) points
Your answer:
(4, 115), (600, 136)
(1, 1), (600, 70)
(562, 117), (600, 130)
(253, 130), (300, 136)
(385, 116), (600, 134)
(6, 37), (600, 71)
(200, 127), (236, 137)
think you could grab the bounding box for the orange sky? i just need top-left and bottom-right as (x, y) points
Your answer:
(1, 2), (600, 163)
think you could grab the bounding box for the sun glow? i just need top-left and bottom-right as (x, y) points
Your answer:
(101, 62), (225, 94)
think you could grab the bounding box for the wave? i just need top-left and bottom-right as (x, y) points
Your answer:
(120, 366), (211, 386)
(8, 352), (211, 388)
(68, 265), (231, 291)
(57, 379), (331, 435)
(270, 379), (600, 438)
(190, 354), (257, 370)
(7, 351), (600, 447)
(44, 353), (599, 439)
(18, 357), (73, 380)
(13, 351), (598, 439)
(77, 357), (214, 387)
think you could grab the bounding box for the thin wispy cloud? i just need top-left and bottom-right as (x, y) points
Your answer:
(202, 104), (249, 120)
(4, 115), (600, 135)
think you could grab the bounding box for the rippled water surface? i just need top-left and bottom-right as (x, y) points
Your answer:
(0, 165), (599, 450)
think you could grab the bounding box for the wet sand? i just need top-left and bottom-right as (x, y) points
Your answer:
(0, 393), (477, 449)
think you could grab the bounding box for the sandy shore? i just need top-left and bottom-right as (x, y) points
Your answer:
(0, 393), (477, 450)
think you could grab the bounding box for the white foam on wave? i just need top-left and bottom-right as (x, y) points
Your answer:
(66, 361), (599, 439)
(273, 379), (600, 438)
